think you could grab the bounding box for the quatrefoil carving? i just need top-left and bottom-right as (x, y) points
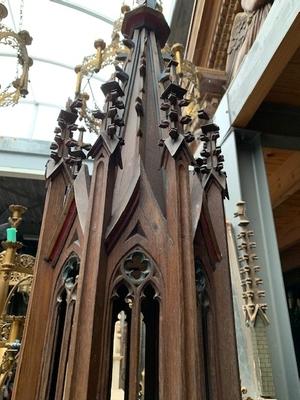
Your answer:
(122, 251), (152, 286)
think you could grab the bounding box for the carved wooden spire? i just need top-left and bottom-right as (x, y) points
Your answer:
(197, 120), (228, 198)
(88, 77), (125, 168)
(46, 100), (91, 180)
(14, 5), (241, 400)
(159, 54), (195, 155)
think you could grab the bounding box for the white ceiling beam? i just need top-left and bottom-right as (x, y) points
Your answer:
(50, 0), (114, 25)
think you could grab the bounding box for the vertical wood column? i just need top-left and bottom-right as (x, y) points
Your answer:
(128, 299), (141, 400)
(206, 183), (240, 400)
(13, 174), (69, 400)
(164, 152), (200, 400)
(66, 151), (115, 400)
(178, 162), (201, 400)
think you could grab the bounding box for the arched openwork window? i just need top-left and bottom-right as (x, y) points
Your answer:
(195, 258), (218, 400)
(109, 249), (160, 400)
(45, 253), (80, 400)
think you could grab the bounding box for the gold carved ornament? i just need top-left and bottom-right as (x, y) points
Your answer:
(73, 2), (201, 137)
(0, 205), (35, 390)
(0, 2), (33, 107)
(73, 4), (131, 136)
(169, 42), (201, 121)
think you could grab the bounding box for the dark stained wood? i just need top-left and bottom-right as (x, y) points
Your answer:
(13, 5), (241, 400)
(122, 6), (170, 47)
(73, 164), (91, 233)
(12, 173), (83, 400)
(205, 181), (241, 399)
(47, 199), (77, 266)
(68, 152), (116, 400)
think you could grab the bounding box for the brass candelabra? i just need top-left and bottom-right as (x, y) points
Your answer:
(0, 3), (33, 107)
(0, 205), (35, 393)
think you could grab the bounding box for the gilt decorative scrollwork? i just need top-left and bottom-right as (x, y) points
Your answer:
(0, 348), (16, 375)
(15, 254), (35, 274)
(0, 253), (4, 268)
(0, 204), (35, 394)
(0, 322), (11, 343)
(73, 5), (130, 136)
(9, 272), (23, 286)
(0, 4), (33, 107)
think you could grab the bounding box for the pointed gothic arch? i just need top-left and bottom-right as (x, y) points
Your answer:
(108, 248), (161, 400)
(40, 252), (80, 400)
(195, 258), (219, 400)
(14, 5), (241, 399)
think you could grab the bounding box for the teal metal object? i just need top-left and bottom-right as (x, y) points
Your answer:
(6, 227), (17, 242)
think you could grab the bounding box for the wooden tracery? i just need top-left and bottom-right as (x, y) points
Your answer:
(41, 253), (80, 400)
(109, 249), (161, 400)
(13, 3), (241, 400)
(195, 258), (219, 400)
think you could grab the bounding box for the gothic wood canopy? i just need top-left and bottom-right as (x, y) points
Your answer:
(13, 3), (240, 400)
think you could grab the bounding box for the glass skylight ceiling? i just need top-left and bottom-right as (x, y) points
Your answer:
(0, 0), (176, 141)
